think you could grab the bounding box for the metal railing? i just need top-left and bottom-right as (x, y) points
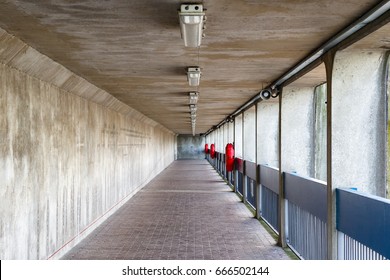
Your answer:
(207, 157), (390, 260)
(284, 172), (327, 260)
(245, 161), (257, 210)
(259, 165), (279, 232)
(336, 188), (390, 260)
(235, 158), (244, 197)
(246, 178), (256, 209)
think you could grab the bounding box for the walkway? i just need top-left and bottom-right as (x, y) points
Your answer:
(62, 160), (291, 260)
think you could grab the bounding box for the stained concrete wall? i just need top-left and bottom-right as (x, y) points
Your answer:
(314, 83), (327, 181)
(257, 100), (279, 167)
(243, 106), (256, 162)
(235, 114), (243, 158)
(281, 87), (314, 177)
(177, 135), (205, 159)
(0, 31), (175, 259)
(332, 50), (387, 196)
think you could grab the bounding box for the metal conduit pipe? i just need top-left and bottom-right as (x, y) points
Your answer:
(204, 0), (390, 136)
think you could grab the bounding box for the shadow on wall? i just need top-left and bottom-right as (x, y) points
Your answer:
(177, 135), (205, 159)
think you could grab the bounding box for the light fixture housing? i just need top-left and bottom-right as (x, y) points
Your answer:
(178, 4), (205, 47)
(189, 92), (199, 104)
(260, 88), (272, 100)
(186, 67), (201, 86)
(189, 104), (197, 113)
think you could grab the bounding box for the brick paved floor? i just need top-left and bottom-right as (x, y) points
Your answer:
(62, 160), (291, 260)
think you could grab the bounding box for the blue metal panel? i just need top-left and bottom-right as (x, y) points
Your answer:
(259, 165), (279, 194)
(337, 188), (390, 259)
(245, 160), (257, 181)
(261, 185), (279, 232)
(237, 171), (243, 196)
(284, 172), (327, 222)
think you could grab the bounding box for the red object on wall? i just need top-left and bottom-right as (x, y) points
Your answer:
(205, 144), (209, 154)
(210, 144), (216, 159)
(225, 143), (235, 172)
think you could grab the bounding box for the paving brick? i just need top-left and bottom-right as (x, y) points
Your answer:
(62, 160), (291, 260)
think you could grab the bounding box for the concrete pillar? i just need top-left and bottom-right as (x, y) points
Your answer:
(332, 50), (387, 197)
(281, 86), (315, 177)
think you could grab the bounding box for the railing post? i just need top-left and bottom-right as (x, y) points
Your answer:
(256, 165), (261, 219)
(277, 89), (287, 247)
(243, 161), (247, 204)
(324, 50), (337, 260)
(233, 158), (238, 193)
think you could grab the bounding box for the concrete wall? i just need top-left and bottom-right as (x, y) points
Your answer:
(314, 83), (327, 181)
(243, 106), (256, 162)
(235, 114), (243, 158)
(332, 50), (387, 196)
(0, 30), (175, 259)
(177, 135), (205, 159)
(257, 100), (279, 167)
(281, 87), (314, 177)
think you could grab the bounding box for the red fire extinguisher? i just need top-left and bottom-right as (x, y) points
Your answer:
(210, 144), (216, 159)
(225, 143), (235, 172)
(205, 144), (209, 154)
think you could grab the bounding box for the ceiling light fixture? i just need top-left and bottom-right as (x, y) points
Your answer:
(189, 104), (197, 113)
(259, 88), (272, 100)
(186, 67), (201, 86)
(178, 4), (205, 47)
(189, 92), (199, 104)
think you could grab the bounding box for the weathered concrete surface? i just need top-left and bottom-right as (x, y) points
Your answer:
(0, 0), (381, 134)
(243, 107), (256, 162)
(332, 50), (387, 196)
(257, 100), (279, 168)
(234, 114), (243, 158)
(388, 59), (390, 199)
(0, 49), (175, 259)
(314, 83), (327, 181)
(281, 87), (314, 177)
(177, 135), (205, 159)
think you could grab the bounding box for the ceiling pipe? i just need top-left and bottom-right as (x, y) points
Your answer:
(205, 0), (390, 136)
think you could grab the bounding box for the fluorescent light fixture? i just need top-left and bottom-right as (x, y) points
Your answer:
(189, 92), (199, 104)
(187, 67), (201, 86)
(189, 104), (197, 113)
(178, 4), (205, 47)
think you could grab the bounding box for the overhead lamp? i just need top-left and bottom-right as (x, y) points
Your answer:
(189, 104), (197, 112)
(260, 88), (272, 100)
(186, 67), (201, 86)
(189, 92), (199, 104)
(260, 87), (280, 100)
(178, 4), (205, 47)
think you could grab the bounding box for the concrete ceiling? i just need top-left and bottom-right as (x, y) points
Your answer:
(0, 0), (387, 134)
